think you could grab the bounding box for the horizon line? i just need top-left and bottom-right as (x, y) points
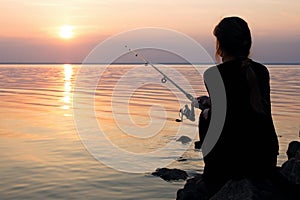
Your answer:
(0, 62), (300, 65)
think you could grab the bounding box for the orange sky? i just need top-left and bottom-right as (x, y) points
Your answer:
(0, 0), (299, 63)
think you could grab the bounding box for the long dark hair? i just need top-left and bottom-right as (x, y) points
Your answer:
(214, 16), (266, 115)
(214, 16), (252, 58)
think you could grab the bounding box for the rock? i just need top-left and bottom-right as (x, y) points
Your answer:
(210, 179), (273, 200)
(280, 158), (300, 185)
(176, 175), (208, 200)
(177, 157), (188, 162)
(176, 136), (192, 144)
(176, 140), (300, 200)
(177, 176), (300, 200)
(194, 141), (202, 149)
(152, 168), (188, 181)
(286, 141), (300, 160)
(280, 140), (300, 185)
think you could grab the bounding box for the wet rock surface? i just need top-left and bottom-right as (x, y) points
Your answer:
(176, 140), (300, 200)
(176, 136), (192, 144)
(176, 170), (300, 200)
(152, 168), (188, 181)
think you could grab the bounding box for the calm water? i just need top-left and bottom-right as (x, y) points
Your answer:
(0, 64), (299, 200)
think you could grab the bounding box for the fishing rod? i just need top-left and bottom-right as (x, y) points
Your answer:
(125, 45), (196, 122)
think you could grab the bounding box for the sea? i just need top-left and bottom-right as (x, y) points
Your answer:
(0, 64), (299, 200)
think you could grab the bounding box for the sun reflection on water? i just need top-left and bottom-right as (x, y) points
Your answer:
(61, 64), (73, 115)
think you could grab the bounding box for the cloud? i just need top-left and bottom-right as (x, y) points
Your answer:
(0, 37), (98, 63)
(0, 33), (299, 64)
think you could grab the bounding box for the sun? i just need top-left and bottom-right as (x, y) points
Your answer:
(59, 25), (74, 39)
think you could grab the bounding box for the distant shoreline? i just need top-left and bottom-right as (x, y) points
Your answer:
(0, 62), (300, 65)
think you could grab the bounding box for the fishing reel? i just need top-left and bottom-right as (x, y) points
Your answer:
(176, 103), (195, 122)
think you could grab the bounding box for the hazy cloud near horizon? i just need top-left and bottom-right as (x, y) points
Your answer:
(0, 35), (299, 64)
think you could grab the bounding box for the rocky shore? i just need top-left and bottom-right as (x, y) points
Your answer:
(176, 140), (300, 200)
(152, 141), (300, 200)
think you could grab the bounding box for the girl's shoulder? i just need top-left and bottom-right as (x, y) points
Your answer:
(249, 59), (270, 76)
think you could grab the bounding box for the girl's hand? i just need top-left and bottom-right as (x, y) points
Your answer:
(192, 96), (211, 110)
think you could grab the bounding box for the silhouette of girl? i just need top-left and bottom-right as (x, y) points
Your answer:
(193, 16), (279, 197)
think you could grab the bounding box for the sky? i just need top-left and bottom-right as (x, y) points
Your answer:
(0, 0), (299, 63)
